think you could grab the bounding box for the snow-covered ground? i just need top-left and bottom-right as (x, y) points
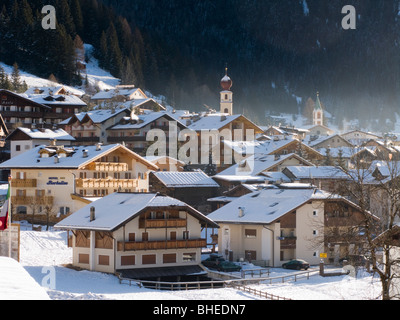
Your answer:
(9, 222), (382, 300)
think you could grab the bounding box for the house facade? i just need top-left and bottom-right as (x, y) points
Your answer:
(6, 127), (75, 158)
(54, 192), (219, 277)
(208, 185), (370, 267)
(0, 143), (158, 224)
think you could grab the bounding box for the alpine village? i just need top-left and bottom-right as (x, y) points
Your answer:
(1, 0), (400, 302)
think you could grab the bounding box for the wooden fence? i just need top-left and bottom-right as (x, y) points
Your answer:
(118, 268), (320, 299)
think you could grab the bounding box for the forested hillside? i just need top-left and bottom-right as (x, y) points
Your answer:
(1, 0), (400, 129)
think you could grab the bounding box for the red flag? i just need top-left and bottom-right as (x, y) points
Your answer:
(0, 182), (10, 231)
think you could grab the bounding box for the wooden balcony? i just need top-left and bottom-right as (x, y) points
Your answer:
(76, 178), (138, 189)
(139, 218), (187, 229)
(11, 179), (37, 188)
(117, 238), (206, 251)
(108, 136), (146, 142)
(11, 195), (54, 206)
(87, 162), (129, 172)
(280, 237), (296, 249)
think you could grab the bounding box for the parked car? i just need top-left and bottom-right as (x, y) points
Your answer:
(282, 259), (310, 270)
(202, 254), (242, 272)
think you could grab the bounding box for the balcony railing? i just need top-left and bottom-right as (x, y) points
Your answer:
(138, 218), (187, 229)
(11, 195), (54, 206)
(117, 238), (206, 251)
(11, 179), (37, 188)
(76, 178), (138, 189)
(87, 162), (129, 172)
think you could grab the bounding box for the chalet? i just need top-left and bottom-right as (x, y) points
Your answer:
(0, 143), (158, 224)
(301, 124), (335, 137)
(107, 110), (187, 155)
(54, 192), (219, 279)
(305, 134), (353, 150)
(186, 112), (264, 171)
(0, 89), (51, 129)
(341, 130), (382, 146)
(91, 85), (147, 103)
(91, 85), (165, 112)
(224, 137), (325, 165)
(282, 166), (349, 193)
(363, 140), (400, 161)
(149, 170), (220, 214)
(60, 108), (131, 146)
(24, 88), (86, 124)
(0, 89), (86, 129)
(213, 153), (313, 192)
(208, 185), (375, 266)
(144, 156), (185, 172)
(6, 127), (75, 158)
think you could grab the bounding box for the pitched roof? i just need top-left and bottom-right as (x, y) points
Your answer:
(60, 107), (131, 125)
(208, 187), (326, 224)
(283, 166), (348, 179)
(54, 192), (218, 231)
(0, 143), (158, 170)
(216, 153), (314, 176)
(109, 111), (186, 130)
(7, 127), (75, 141)
(151, 171), (220, 188)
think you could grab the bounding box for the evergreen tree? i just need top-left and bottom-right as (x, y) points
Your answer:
(11, 62), (22, 92)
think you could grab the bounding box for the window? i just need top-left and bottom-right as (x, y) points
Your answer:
(313, 211), (318, 217)
(183, 231), (189, 240)
(98, 255), (109, 266)
(78, 254), (89, 264)
(60, 207), (70, 215)
(245, 229), (257, 238)
(170, 231), (177, 241)
(142, 232), (149, 241)
(313, 230), (318, 236)
(16, 145), (21, 151)
(128, 233), (135, 242)
(142, 254), (156, 265)
(121, 255), (135, 266)
(163, 253), (176, 264)
(183, 252), (196, 262)
(16, 206), (27, 214)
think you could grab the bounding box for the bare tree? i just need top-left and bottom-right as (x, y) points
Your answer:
(336, 155), (400, 300)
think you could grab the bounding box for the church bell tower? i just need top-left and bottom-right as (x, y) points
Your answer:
(220, 67), (233, 115)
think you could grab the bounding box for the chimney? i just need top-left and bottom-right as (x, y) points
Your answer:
(238, 207), (245, 218)
(90, 206), (95, 222)
(82, 149), (88, 158)
(96, 143), (102, 151)
(54, 155), (59, 164)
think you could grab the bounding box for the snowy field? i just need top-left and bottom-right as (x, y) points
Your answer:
(8, 222), (382, 301)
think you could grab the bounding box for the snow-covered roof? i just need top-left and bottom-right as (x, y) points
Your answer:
(0, 143), (158, 170)
(208, 187), (326, 224)
(28, 94), (86, 106)
(144, 155), (185, 165)
(187, 114), (242, 131)
(0, 257), (50, 300)
(9, 127), (75, 141)
(283, 166), (348, 179)
(110, 111), (186, 130)
(223, 137), (323, 157)
(91, 87), (146, 101)
(60, 108), (130, 125)
(55, 192), (218, 231)
(24, 86), (84, 97)
(216, 153), (314, 176)
(152, 171), (220, 188)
